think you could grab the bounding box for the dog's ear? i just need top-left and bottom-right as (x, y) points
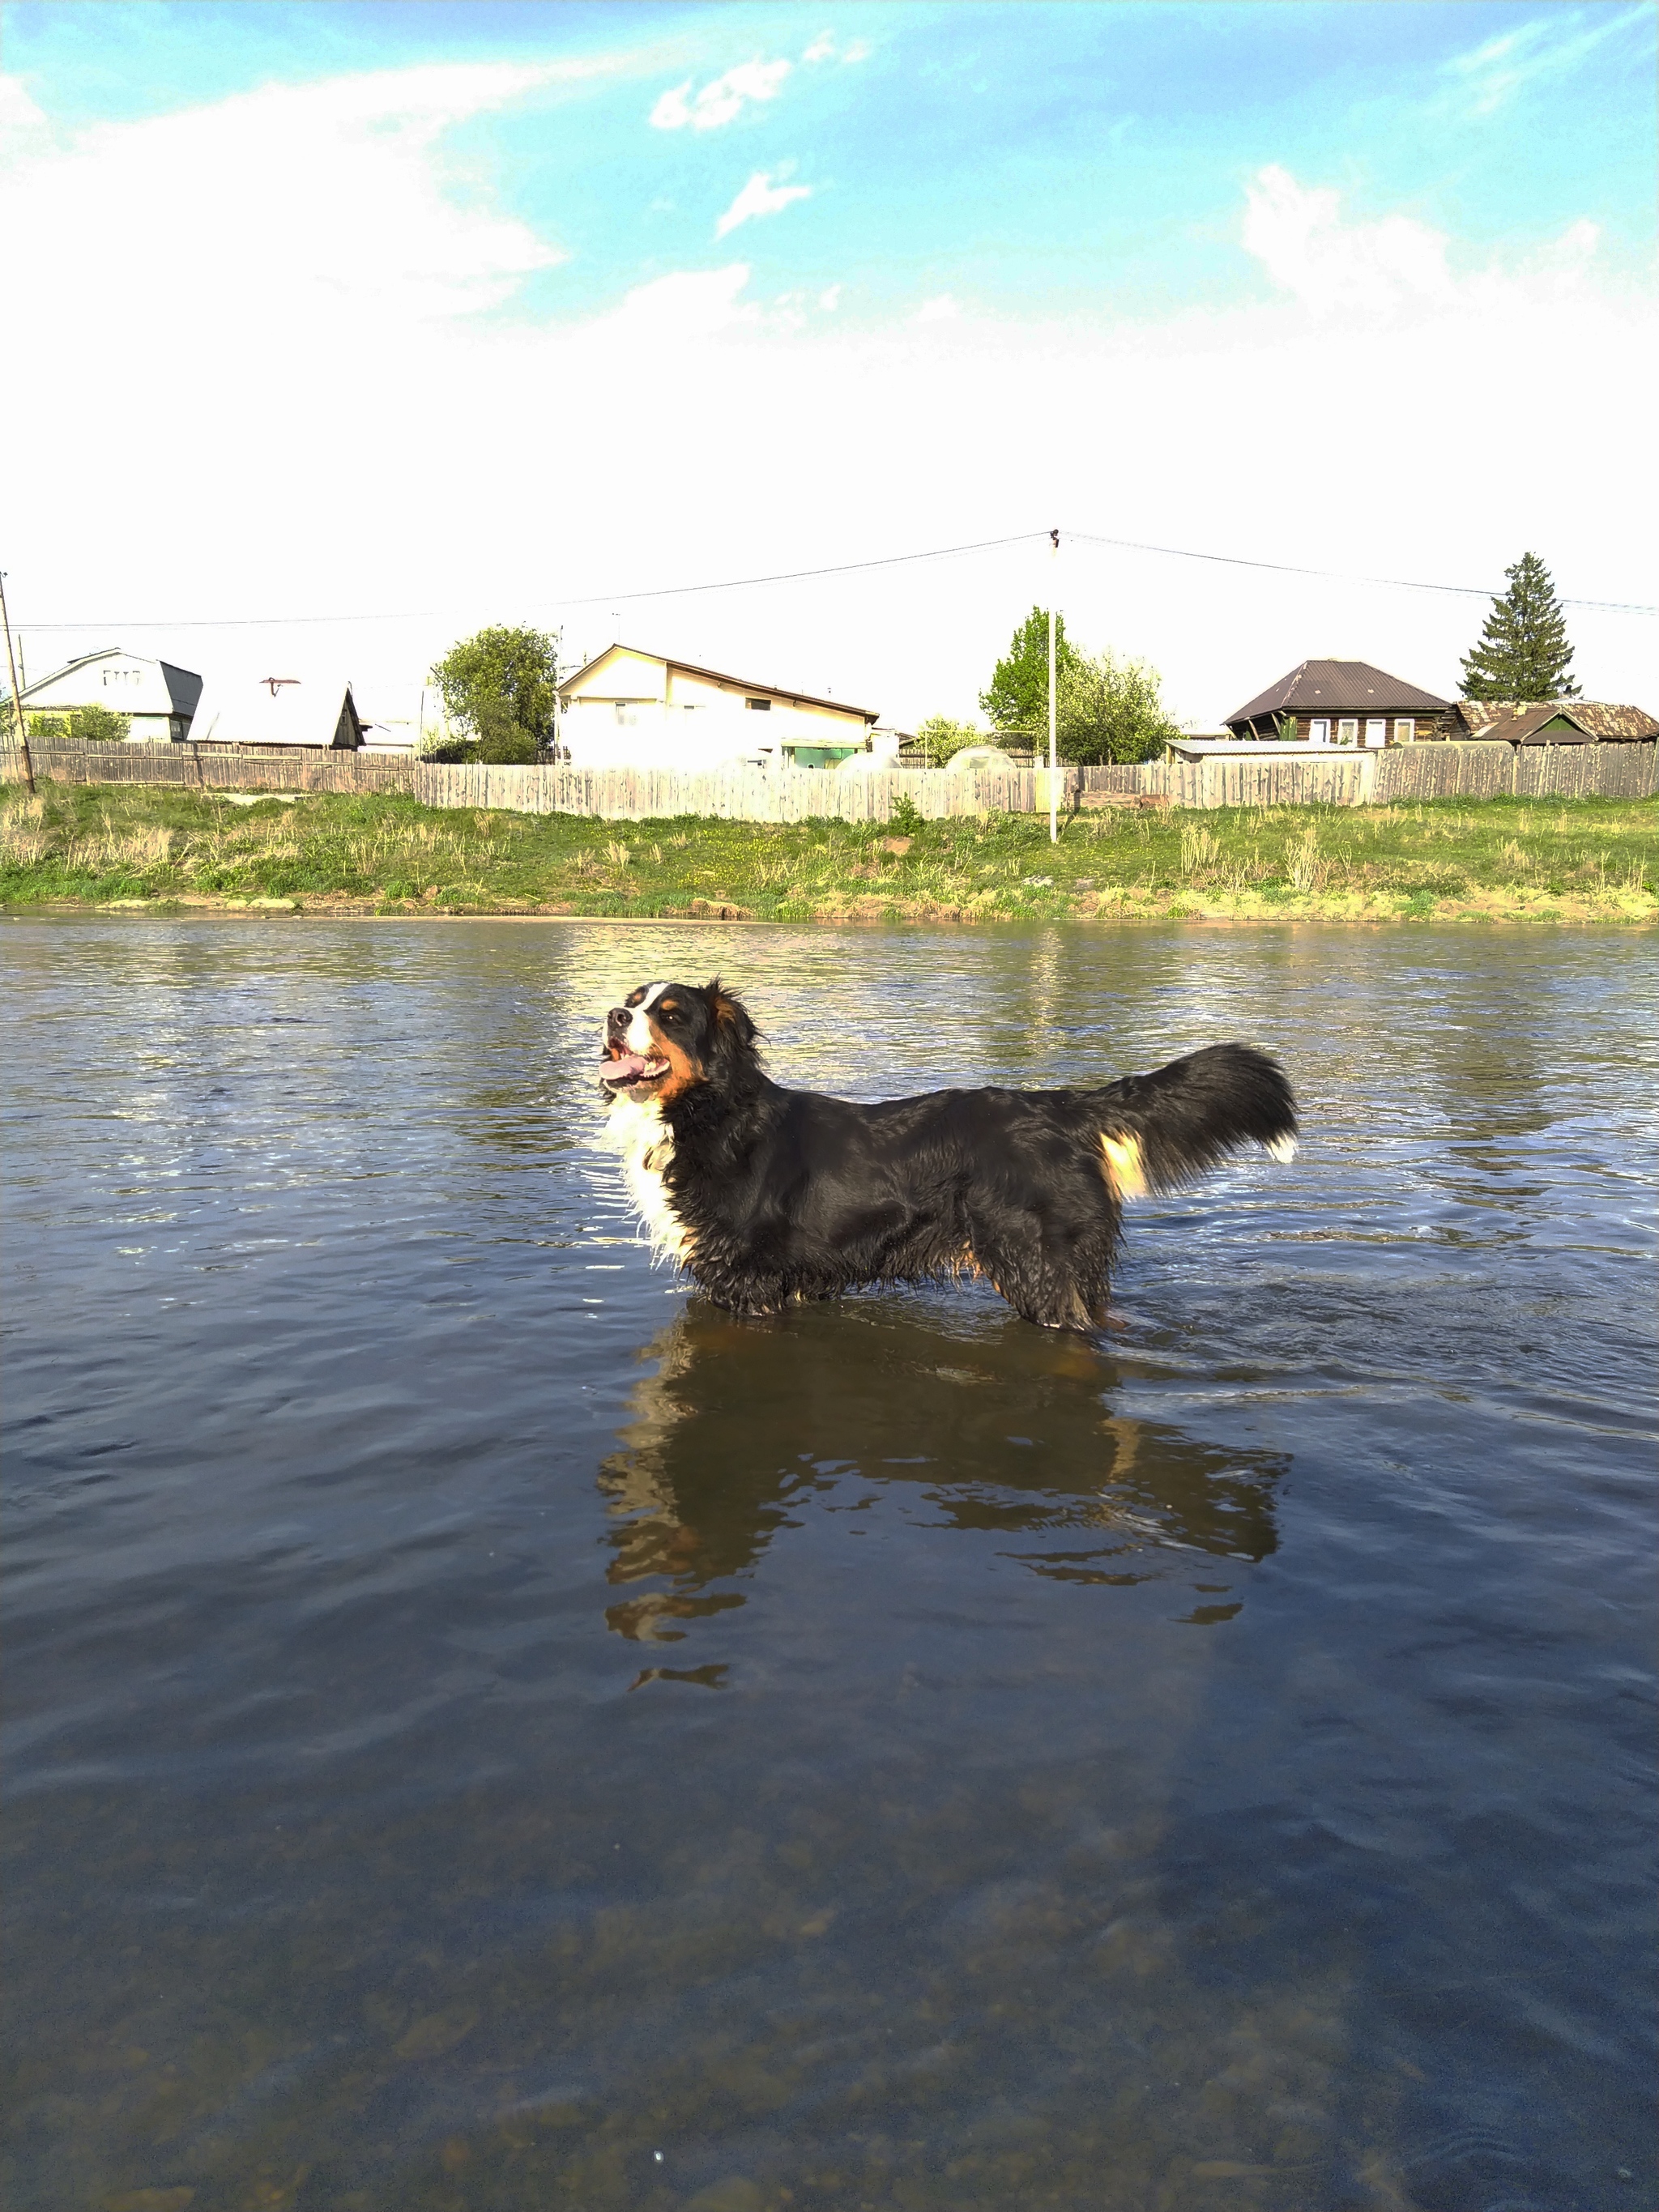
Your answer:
(703, 978), (757, 1049)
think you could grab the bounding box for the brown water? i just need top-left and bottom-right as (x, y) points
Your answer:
(2, 918), (1654, 2212)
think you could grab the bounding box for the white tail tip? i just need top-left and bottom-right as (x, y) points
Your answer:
(1266, 1134), (1299, 1164)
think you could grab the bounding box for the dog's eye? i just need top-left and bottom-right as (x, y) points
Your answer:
(659, 1006), (684, 1025)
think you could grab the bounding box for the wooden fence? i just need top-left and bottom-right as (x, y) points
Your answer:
(4, 736), (1653, 820)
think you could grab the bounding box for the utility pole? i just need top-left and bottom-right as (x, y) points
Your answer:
(0, 571), (36, 795)
(1047, 528), (1060, 844)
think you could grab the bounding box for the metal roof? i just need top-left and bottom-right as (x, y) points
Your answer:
(557, 643), (878, 722)
(1226, 658), (1452, 724)
(186, 673), (362, 748)
(1476, 704), (1597, 746)
(1459, 698), (1658, 741)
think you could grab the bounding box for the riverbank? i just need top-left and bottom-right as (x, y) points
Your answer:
(2, 781), (1653, 923)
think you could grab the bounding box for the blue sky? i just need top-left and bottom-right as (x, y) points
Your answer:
(2, 2), (1653, 722)
(11, 0), (1653, 315)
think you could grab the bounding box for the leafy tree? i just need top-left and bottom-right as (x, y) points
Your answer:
(915, 714), (992, 765)
(979, 607), (1081, 739)
(1056, 649), (1180, 765)
(429, 625), (561, 764)
(70, 704), (132, 743)
(1460, 552), (1580, 700)
(29, 705), (130, 743)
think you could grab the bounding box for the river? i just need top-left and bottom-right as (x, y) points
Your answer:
(2, 918), (1653, 2212)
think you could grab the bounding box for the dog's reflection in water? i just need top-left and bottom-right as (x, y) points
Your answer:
(598, 1300), (1285, 1656)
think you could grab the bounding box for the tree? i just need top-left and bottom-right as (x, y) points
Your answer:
(1056, 649), (1181, 765)
(979, 606), (1081, 739)
(1460, 552), (1580, 700)
(29, 705), (130, 742)
(915, 714), (992, 765)
(428, 625), (561, 764)
(69, 704), (132, 743)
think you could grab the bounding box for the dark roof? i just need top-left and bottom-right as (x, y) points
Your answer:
(1458, 698), (1658, 741)
(160, 660), (203, 715)
(1226, 658), (1452, 724)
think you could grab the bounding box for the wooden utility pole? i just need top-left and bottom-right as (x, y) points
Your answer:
(0, 571), (36, 794)
(1047, 528), (1060, 844)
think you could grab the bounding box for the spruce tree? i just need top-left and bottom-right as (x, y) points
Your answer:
(1460, 552), (1580, 700)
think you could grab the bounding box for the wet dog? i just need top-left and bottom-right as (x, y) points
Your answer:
(597, 978), (1297, 1329)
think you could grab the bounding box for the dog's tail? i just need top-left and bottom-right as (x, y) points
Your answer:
(1090, 1042), (1298, 1200)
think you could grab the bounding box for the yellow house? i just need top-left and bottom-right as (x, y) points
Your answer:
(556, 645), (878, 770)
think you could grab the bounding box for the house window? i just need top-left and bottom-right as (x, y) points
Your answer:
(1309, 718), (1329, 744)
(745, 697), (772, 712)
(1337, 718), (1358, 745)
(1364, 718), (1386, 748)
(1393, 718), (1414, 743)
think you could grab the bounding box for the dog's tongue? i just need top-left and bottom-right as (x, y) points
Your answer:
(599, 1052), (652, 1085)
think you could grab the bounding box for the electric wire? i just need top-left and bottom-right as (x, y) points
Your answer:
(12, 526), (1653, 633)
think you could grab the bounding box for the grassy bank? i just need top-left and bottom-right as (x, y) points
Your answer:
(2, 780), (1654, 923)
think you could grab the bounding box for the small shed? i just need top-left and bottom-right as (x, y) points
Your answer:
(187, 673), (365, 750)
(12, 647), (202, 743)
(1477, 705), (1599, 746)
(1456, 699), (1659, 743)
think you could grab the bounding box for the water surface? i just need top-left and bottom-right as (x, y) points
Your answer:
(2, 918), (1654, 2212)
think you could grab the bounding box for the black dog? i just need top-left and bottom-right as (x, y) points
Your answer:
(598, 978), (1297, 1329)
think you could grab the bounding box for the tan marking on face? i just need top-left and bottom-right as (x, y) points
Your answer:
(647, 1018), (703, 1105)
(1099, 1131), (1147, 1199)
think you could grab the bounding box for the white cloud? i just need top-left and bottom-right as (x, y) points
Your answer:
(913, 295), (960, 324)
(803, 33), (871, 65)
(3, 79), (1651, 737)
(714, 167), (812, 240)
(1243, 164), (1454, 318)
(606, 263), (757, 338)
(650, 58), (791, 131)
(818, 283), (842, 312)
(2, 60), (578, 327)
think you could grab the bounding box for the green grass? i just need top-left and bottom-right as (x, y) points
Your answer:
(2, 781), (1654, 923)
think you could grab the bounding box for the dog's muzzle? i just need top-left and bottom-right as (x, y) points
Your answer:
(599, 1007), (668, 1089)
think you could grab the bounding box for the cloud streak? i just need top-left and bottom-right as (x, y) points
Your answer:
(714, 167), (812, 239)
(650, 58), (791, 130)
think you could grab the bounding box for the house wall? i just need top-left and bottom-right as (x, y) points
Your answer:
(21, 655), (191, 742)
(1230, 708), (1459, 745)
(560, 651), (872, 740)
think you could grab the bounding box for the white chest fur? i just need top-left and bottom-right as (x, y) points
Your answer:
(599, 1091), (691, 1260)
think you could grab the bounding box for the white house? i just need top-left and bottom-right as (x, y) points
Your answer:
(186, 672), (365, 749)
(12, 647), (202, 743)
(556, 645), (878, 770)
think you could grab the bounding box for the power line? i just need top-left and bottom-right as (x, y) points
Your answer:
(12, 525), (1653, 633)
(1064, 530), (1656, 616)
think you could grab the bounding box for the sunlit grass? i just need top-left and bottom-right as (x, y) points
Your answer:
(0, 781), (1653, 922)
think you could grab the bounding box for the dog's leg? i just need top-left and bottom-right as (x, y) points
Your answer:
(967, 1213), (1113, 1332)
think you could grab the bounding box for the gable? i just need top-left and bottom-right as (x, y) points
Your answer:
(561, 647), (669, 703)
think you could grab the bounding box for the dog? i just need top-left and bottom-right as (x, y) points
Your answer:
(597, 978), (1297, 1330)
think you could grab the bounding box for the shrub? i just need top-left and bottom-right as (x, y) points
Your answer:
(915, 715), (988, 767)
(69, 705), (133, 744)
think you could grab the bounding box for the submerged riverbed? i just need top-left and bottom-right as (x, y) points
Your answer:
(2, 919), (1654, 2212)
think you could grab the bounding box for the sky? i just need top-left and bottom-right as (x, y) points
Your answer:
(2, 0), (1654, 731)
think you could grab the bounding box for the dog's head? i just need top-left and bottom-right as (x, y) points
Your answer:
(598, 978), (759, 1105)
